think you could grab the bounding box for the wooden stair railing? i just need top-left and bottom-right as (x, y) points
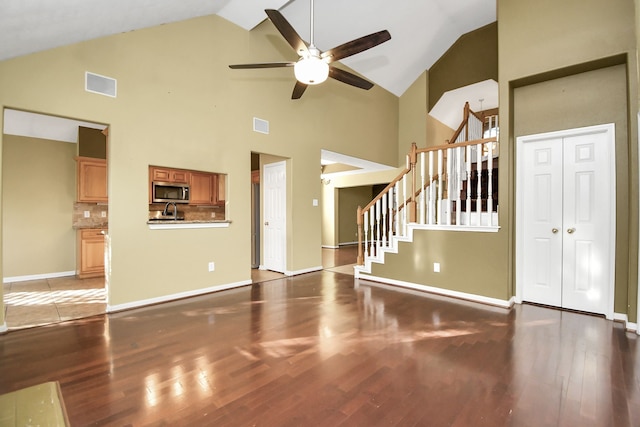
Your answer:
(357, 136), (499, 266)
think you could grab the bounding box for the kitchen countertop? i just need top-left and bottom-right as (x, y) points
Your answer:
(147, 219), (231, 229)
(73, 224), (108, 230)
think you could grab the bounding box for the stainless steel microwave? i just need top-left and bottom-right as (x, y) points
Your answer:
(152, 182), (190, 203)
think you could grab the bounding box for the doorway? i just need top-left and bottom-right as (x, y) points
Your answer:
(2, 109), (108, 330)
(516, 124), (616, 318)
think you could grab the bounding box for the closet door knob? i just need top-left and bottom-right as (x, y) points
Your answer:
(567, 228), (575, 234)
(552, 228), (558, 234)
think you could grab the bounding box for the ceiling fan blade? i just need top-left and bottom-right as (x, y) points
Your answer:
(229, 62), (295, 69)
(329, 67), (374, 90)
(321, 30), (391, 63)
(292, 81), (308, 99)
(265, 9), (309, 56)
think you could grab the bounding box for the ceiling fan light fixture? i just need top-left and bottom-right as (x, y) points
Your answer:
(294, 57), (329, 85)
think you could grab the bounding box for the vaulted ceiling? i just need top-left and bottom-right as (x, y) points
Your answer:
(0, 0), (496, 97)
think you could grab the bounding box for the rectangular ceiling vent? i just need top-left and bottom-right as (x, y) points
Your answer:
(85, 71), (117, 98)
(253, 117), (269, 134)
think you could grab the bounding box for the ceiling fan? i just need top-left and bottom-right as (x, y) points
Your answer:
(228, 0), (391, 99)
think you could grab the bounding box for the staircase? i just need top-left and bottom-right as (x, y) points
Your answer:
(355, 103), (499, 274)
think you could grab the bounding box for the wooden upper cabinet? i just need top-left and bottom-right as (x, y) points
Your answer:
(77, 157), (107, 203)
(189, 172), (215, 205)
(150, 166), (189, 183)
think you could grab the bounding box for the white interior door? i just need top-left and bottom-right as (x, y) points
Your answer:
(520, 137), (564, 306)
(263, 161), (286, 273)
(517, 124), (615, 318)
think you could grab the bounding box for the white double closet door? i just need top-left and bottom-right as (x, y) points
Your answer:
(517, 124), (615, 318)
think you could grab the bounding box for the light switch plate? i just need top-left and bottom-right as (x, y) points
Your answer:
(83, 211), (90, 218)
(312, 199), (318, 206)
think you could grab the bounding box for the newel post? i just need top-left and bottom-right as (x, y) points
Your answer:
(357, 206), (364, 265)
(407, 142), (418, 222)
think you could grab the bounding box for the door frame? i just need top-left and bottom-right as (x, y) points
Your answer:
(515, 123), (616, 319)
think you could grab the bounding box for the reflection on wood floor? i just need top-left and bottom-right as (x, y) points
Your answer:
(251, 245), (358, 283)
(1, 269), (638, 426)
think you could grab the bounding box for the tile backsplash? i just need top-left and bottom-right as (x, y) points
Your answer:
(73, 202), (108, 228)
(148, 203), (225, 221)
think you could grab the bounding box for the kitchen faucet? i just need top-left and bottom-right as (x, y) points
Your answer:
(163, 201), (178, 219)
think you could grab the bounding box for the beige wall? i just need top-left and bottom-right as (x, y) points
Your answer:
(429, 22), (498, 110)
(426, 115), (455, 148)
(2, 135), (77, 278)
(0, 15), (398, 313)
(338, 186), (373, 245)
(399, 71), (427, 164)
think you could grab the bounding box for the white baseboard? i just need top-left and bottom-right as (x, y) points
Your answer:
(339, 241), (358, 246)
(107, 279), (252, 313)
(356, 273), (514, 309)
(322, 245), (339, 249)
(0, 322), (7, 334)
(3, 271), (76, 284)
(285, 266), (323, 276)
(614, 313), (638, 332)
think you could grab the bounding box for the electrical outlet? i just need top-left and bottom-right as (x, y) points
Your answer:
(312, 199), (318, 206)
(101, 211), (107, 218)
(83, 211), (90, 218)
(433, 262), (440, 273)
(211, 212), (216, 218)
(208, 262), (215, 272)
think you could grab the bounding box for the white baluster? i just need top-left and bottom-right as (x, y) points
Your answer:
(381, 193), (387, 248)
(402, 174), (407, 236)
(420, 151), (425, 224)
(369, 205), (375, 257)
(476, 143), (482, 225)
(395, 181), (400, 237)
(428, 151), (434, 225)
(487, 141), (494, 226)
(437, 149), (443, 225)
(363, 210), (369, 258)
(456, 145), (462, 226)
(375, 200), (381, 256)
(446, 147), (452, 225)
(466, 144), (471, 225)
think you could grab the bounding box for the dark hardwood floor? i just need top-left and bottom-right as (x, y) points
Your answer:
(1, 270), (639, 426)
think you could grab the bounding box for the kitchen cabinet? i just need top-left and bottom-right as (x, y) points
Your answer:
(77, 157), (107, 203)
(189, 172), (215, 205)
(150, 166), (189, 183)
(77, 228), (106, 278)
(216, 174), (226, 206)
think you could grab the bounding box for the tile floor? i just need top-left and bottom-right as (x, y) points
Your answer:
(3, 276), (106, 330)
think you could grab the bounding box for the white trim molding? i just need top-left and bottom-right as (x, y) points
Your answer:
(355, 273), (515, 309)
(614, 313), (638, 333)
(107, 279), (252, 313)
(147, 221), (231, 230)
(0, 322), (7, 334)
(284, 266), (323, 276)
(3, 270), (76, 284)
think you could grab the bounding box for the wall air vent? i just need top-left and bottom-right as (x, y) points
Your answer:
(253, 117), (269, 134)
(85, 71), (117, 98)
